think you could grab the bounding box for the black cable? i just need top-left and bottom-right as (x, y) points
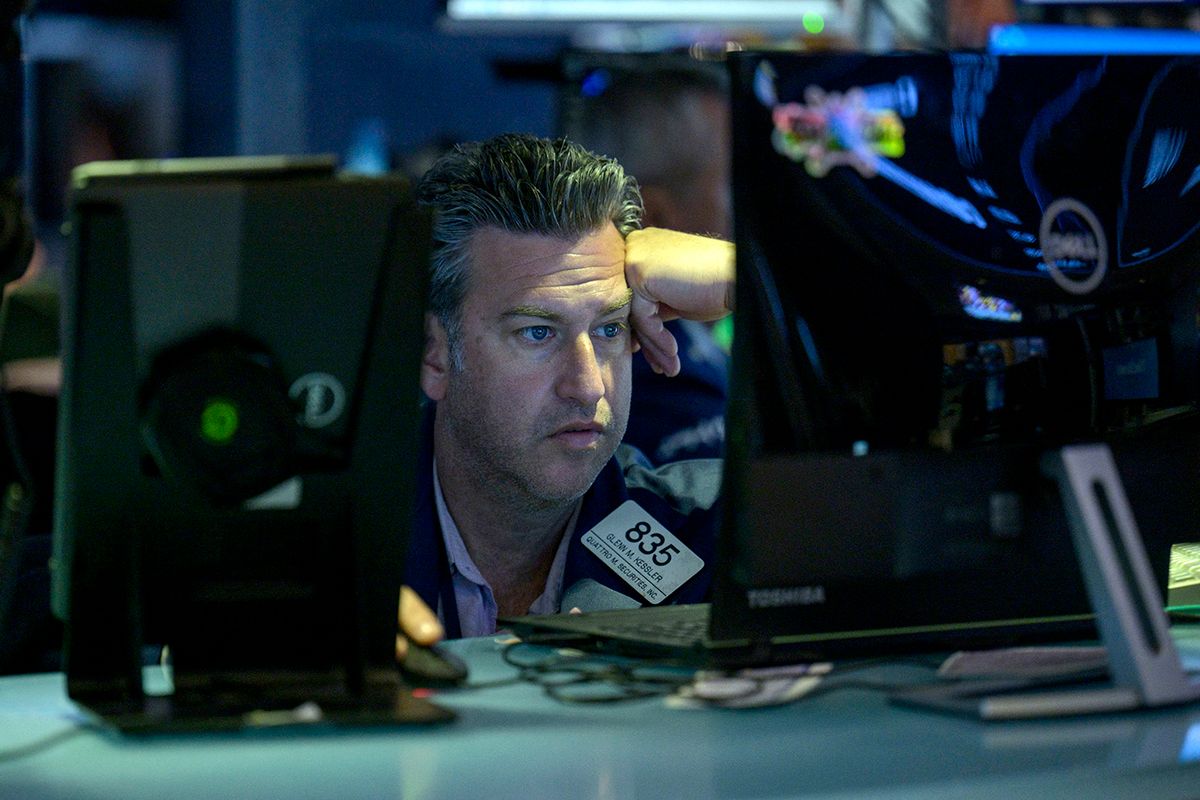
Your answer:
(496, 640), (949, 707)
(498, 640), (695, 704)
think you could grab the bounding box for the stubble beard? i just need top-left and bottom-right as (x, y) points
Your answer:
(438, 379), (628, 516)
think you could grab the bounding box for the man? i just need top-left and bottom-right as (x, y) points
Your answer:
(403, 133), (733, 639)
(564, 59), (732, 463)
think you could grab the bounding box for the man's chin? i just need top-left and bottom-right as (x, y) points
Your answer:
(527, 451), (614, 506)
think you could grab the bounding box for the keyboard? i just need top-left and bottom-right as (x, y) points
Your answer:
(575, 604), (712, 648)
(505, 603), (712, 653)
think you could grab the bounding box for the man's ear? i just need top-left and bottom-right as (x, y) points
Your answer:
(421, 312), (451, 401)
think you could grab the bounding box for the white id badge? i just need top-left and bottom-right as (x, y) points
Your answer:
(581, 500), (704, 604)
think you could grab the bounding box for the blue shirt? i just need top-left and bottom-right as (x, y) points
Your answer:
(625, 319), (729, 464)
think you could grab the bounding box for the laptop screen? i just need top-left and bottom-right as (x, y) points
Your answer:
(721, 52), (1200, 653)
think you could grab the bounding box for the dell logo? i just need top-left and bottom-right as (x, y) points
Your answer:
(289, 372), (347, 429)
(1043, 231), (1100, 261)
(1039, 197), (1108, 296)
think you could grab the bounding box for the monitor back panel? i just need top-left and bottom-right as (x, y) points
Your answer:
(54, 160), (429, 699)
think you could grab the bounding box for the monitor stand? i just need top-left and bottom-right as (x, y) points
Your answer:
(894, 443), (1200, 720)
(76, 666), (456, 734)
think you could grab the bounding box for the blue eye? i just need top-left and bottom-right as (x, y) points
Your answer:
(521, 325), (552, 342)
(596, 321), (626, 339)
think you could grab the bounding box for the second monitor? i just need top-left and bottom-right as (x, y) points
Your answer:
(720, 51), (1200, 654)
(53, 157), (449, 729)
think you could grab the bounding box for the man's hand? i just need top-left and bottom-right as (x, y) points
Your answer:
(396, 585), (443, 661)
(624, 227), (735, 376)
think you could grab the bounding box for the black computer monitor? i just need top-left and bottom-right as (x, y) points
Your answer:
(52, 157), (449, 729)
(721, 52), (1200, 652)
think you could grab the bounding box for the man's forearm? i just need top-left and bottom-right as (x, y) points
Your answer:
(624, 227), (735, 376)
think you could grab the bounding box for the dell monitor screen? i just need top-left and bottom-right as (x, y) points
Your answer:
(721, 52), (1200, 653)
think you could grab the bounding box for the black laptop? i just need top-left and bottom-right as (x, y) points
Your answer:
(502, 52), (1200, 668)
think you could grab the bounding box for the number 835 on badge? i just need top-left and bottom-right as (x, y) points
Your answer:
(582, 500), (704, 604)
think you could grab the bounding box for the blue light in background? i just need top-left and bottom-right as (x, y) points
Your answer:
(343, 118), (390, 175)
(1181, 720), (1200, 762)
(991, 24), (1200, 55)
(581, 69), (612, 98)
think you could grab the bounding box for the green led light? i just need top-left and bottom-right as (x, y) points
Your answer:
(200, 398), (240, 444)
(802, 12), (825, 35)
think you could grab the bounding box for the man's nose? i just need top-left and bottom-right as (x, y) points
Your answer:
(556, 334), (606, 407)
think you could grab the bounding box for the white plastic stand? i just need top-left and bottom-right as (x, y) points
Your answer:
(897, 444), (1200, 720)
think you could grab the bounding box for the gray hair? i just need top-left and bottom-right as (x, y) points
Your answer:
(416, 133), (643, 364)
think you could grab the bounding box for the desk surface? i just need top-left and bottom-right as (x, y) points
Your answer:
(3, 631), (1200, 800)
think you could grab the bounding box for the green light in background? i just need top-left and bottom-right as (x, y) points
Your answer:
(201, 398), (240, 444)
(802, 12), (825, 35)
(711, 315), (734, 354)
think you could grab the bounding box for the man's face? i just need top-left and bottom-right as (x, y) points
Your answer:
(426, 224), (633, 510)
